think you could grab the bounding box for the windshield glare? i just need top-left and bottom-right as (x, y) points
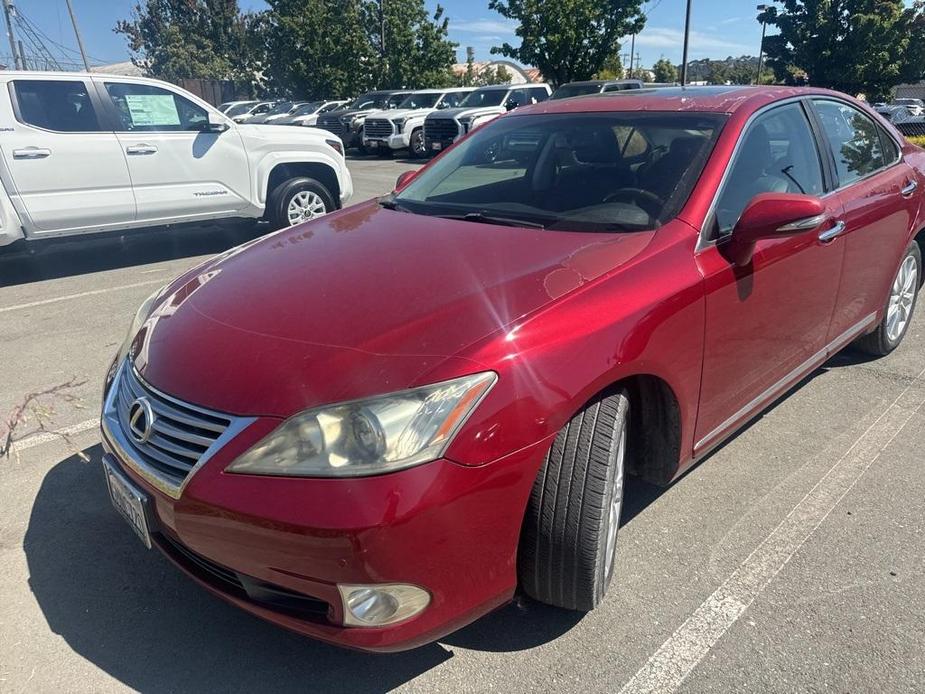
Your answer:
(399, 93), (441, 109)
(460, 89), (508, 108)
(393, 112), (725, 232)
(551, 84), (603, 100)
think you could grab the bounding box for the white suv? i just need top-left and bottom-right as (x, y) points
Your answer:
(0, 72), (352, 248)
(362, 88), (475, 158)
(423, 84), (552, 154)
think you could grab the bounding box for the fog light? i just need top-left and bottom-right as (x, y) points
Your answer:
(338, 583), (430, 627)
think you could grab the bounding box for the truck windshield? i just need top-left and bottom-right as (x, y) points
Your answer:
(291, 102), (322, 116)
(398, 93), (441, 109)
(391, 111), (726, 233)
(460, 89), (508, 108)
(551, 84), (603, 100)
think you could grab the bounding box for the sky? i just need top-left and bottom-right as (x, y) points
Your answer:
(20, 0), (768, 71)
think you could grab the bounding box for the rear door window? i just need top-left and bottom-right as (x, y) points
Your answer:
(12, 79), (101, 132)
(812, 99), (887, 187)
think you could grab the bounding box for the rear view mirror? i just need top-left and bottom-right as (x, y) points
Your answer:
(207, 112), (229, 132)
(395, 170), (418, 190)
(727, 193), (826, 266)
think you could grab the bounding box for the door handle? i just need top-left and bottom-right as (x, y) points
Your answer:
(901, 180), (918, 197)
(12, 147), (51, 159)
(126, 144), (158, 155)
(818, 220), (847, 243)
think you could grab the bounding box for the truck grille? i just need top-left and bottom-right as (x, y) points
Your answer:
(425, 117), (460, 143)
(317, 115), (347, 138)
(364, 118), (394, 138)
(114, 364), (233, 486)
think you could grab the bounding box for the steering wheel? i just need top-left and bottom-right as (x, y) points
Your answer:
(603, 188), (666, 218)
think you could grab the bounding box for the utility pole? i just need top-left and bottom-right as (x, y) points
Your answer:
(379, 0), (387, 84)
(64, 0), (91, 71)
(755, 4), (769, 85)
(680, 0), (692, 86)
(628, 33), (636, 78)
(1, 0), (21, 70)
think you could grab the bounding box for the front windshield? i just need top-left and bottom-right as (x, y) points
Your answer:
(349, 92), (382, 109)
(460, 88), (508, 108)
(225, 102), (255, 117)
(291, 101), (322, 116)
(265, 101), (296, 116)
(398, 92), (441, 109)
(385, 93), (408, 109)
(392, 112), (725, 232)
(551, 84), (603, 100)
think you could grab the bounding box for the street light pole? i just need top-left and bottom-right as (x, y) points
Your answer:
(680, 0), (692, 86)
(755, 4), (769, 85)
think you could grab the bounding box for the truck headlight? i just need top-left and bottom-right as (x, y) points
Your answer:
(392, 117), (406, 130)
(226, 372), (496, 477)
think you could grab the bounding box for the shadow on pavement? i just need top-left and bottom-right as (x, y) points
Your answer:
(25, 445), (584, 692)
(1, 221), (264, 288)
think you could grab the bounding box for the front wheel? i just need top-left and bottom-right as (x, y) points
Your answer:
(855, 241), (921, 356)
(518, 389), (629, 611)
(409, 128), (427, 159)
(268, 177), (335, 229)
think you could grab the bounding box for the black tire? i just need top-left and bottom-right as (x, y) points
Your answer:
(267, 177), (335, 230)
(855, 241), (921, 356)
(409, 128), (427, 159)
(518, 389), (629, 611)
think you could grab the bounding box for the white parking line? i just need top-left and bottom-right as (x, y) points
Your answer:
(10, 417), (99, 453)
(618, 366), (925, 694)
(0, 279), (163, 314)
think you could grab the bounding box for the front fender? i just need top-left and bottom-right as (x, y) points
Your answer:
(252, 151), (353, 206)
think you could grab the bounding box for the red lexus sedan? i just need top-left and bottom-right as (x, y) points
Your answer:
(100, 86), (924, 652)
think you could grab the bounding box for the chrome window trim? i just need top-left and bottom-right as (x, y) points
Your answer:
(101, 360), (256, 500)
(693, 312), (876, 454)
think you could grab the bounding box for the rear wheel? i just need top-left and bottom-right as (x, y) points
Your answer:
(518, 389), (629, 611)
(409, 128), (427, 159)
(855, 241), (921, 356)
(268, 177), (335, 229)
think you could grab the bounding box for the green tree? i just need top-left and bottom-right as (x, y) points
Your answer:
(366, 0), (458, 89)
(593, 50), (623, 80)
(116, 0), (259, 88)
(760, 0), (925, 100)
(488, 0), (646, 87)
(261, 0), (375, 99)
(652, 57), (677, 83)
(478, 64), (514, 85)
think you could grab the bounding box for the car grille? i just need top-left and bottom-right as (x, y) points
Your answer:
(425, 117), (459, 142)
(114, 364), (233, 486)
(317, 116), (347, 138)
(156, 532), (331, 620)
(364, 118), (394, 138)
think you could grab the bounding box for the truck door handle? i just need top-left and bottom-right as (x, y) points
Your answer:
(901, 180), (918, 197)
(126, 144), (158, 155)
(12, 147), (51, 159)
(818, 220), (847, 243)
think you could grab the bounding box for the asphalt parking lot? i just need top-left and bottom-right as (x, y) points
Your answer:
(1, 155), (924, 693)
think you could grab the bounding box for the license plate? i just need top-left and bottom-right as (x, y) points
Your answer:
(103, 457), (152, 548)
(367, 140), (378, 148)
(431, 142), (442, 151)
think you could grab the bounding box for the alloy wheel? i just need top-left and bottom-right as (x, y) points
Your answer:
(604, 426), (626, 580)
(886, 254), (918, 342)
(287, 190), (327, 225)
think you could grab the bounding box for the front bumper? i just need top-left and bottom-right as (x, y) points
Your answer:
(99, 376), (548, 652)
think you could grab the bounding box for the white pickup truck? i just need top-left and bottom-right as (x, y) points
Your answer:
(0, 72), (353, 249)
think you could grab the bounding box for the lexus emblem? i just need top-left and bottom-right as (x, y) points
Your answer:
(128, 397), (155, 444)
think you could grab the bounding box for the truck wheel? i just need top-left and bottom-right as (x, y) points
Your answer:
(518, 389), (629, 611)
(269, 177), (335, 229)
(854, 241), (921, 356)
(409, 128), (427, 159)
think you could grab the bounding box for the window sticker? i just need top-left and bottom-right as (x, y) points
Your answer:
(124, 94), (180, 126)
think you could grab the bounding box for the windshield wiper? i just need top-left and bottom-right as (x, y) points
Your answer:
(437, 211), (547, 229)
(378, 195), (409, 212)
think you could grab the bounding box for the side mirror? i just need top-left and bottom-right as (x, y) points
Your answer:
(505, 99), (519, 111)
(207, 112), (229, 132)
(395, 170), (418, 191)
(727, 193), (826, 266)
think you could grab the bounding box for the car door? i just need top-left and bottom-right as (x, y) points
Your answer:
(97, 79), (251, 223)
(0, 76), (135, 234)
(694, 101), (846, 453)
(809, 98), (922, 342)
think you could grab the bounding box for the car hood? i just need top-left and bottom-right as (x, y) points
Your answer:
(319, 109), (373, 121)
(367, 107), (434, 121)
(133, 201), (655, 417)
(235, 123), (329, 145)
(431, 106), (505, 120)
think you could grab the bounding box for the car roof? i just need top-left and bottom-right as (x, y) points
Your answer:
(514, 85), (848, 115)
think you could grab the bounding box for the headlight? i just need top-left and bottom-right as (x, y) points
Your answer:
(226, 372), (496, 477)
(392, 118), (406, 129)
(119, 287), (163, 360)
